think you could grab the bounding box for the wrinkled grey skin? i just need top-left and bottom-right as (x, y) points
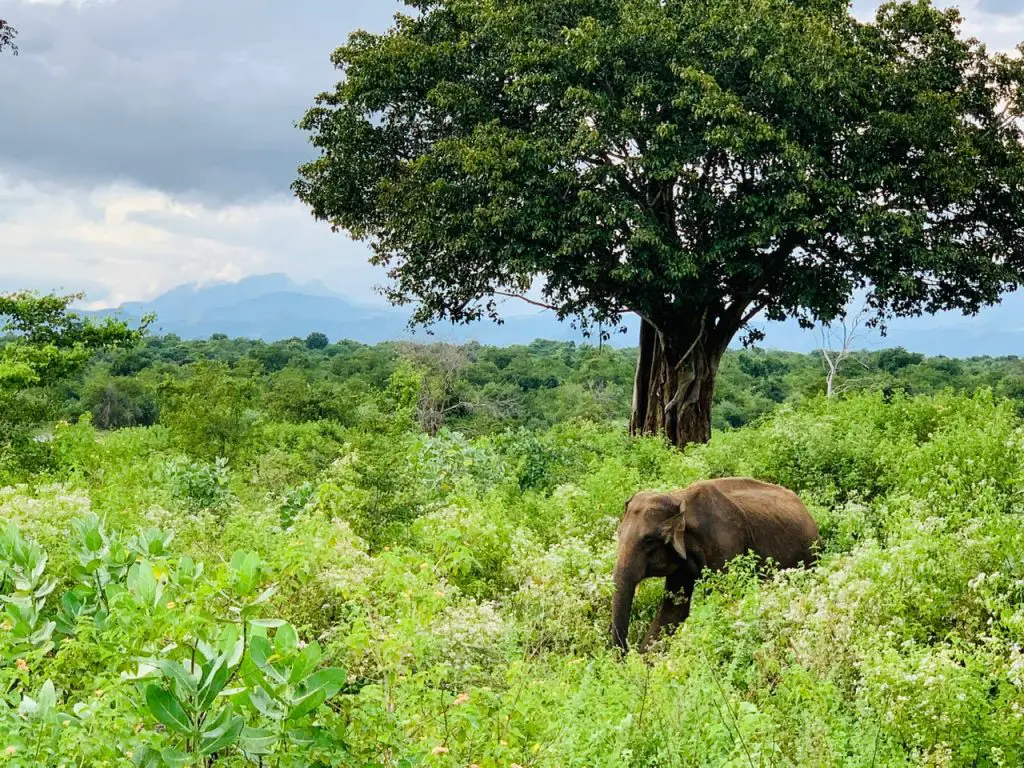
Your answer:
(611, 477), (820, 653)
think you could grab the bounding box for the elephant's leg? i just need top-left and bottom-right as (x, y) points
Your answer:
(639, 571), (694, 652)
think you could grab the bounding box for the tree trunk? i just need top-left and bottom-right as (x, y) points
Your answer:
(629, 317), (724, 450)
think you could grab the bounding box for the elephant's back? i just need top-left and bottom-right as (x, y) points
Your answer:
(695, 477), (805, 512)
(696, 477), (820, 566)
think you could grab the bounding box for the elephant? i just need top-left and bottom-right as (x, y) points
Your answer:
(610, 477), (820, 653)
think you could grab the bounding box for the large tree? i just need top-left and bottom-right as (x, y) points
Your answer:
(294, 0), (1024, 449)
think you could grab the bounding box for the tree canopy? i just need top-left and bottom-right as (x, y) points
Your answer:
(295, 0), (1024, 447)
(0, 292), (149, 390)
(305, 331), (330, 350)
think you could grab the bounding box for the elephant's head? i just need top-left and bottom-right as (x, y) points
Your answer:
(610, 492), (688, 652)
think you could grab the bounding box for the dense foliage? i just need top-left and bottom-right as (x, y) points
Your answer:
(34, 332), (1024, 450)
(7, 301), (1024, 764)
(0, 292), (147, 480)
(294, 0), (1024, 447)
(4, 385), (1024, 765)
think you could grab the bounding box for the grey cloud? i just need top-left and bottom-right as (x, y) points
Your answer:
(0, 0), (1017, 206)
(0, 271), (110, 298)
(0, 0), (401, 203)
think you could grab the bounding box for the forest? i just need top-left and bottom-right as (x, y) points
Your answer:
(20, 331), (1024, 459)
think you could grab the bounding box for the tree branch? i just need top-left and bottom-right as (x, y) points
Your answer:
(0, 19), (17, 56)
(493, 291), (636, 319)
(492, 292), (561, 312)
(819, 302), (871, 397)
(740, 301), (765, 326)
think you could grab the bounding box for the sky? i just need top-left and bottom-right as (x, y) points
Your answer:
(0, 0), (1022, 311)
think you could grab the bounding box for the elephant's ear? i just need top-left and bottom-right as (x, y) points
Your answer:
(660, 501), (687, 559)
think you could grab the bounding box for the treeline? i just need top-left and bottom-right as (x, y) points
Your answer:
(57, 333), (1024, 438)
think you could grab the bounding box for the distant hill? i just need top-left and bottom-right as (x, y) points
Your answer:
(85, 273), (1024, 356)
(87, 273), (626, 346)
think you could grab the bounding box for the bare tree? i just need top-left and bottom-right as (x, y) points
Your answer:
(819, 304), (872, 398)
(399, 342), (519, 435)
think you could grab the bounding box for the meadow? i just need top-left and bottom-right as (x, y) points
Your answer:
(3, 337), (1024, 766)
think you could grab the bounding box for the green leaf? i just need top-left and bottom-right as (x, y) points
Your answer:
(199, 712), (244, 756)
(230, 550), (260, 596)
(176, 556), (201, 584)
(127, 561), (160, 607)
(248, 634), (272, 666)
(289, 642), (322, 684)
(225, 635), (245, 668)
(248, 683), (285, 720)
(36, 679), (56, 718)
(84, 527), (103, 552)
(144, 685), (191, 737)
(249, 635), (287, 685)
(286, 727), (316, 747)
(274, 623), (299, 656)
(195, 639), (217, 665)
(198, 705), (232, 739)
(130, 746), (162, 768)
(159, 748), (191, 767)
(239, 726), (277, 755)
(303, 667), (347, 699)
(137, 659), (197, 700)
(30, 553), (48, 583)
(247, 618), (286, 629)
(34, 577), (57, 599)
(30, 620), (56, 647)
(197, 654), (230, 711)
(249, 584), (277, 606)
(286, 688), (327, 722)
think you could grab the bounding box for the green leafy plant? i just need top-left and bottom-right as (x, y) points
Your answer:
(0, 522), (57, 661)
(2, 679), (77, 764)
(56, 514), (135, 634)
(240, 624), (347, 760)
(129, 631), (246, 767)
(164, 457), (234, 511)
(124, 553), (346, 766)
(277, 482), (315, 529)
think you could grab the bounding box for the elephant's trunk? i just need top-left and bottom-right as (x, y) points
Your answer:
(610, 563), (640, 652)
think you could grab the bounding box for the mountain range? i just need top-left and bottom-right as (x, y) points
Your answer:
(85, 273), (1024, 357)
(88, 273), (622, 347)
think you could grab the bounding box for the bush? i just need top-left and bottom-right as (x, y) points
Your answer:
(79, 370), (158, 430)
(157, 361), (261, 463)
